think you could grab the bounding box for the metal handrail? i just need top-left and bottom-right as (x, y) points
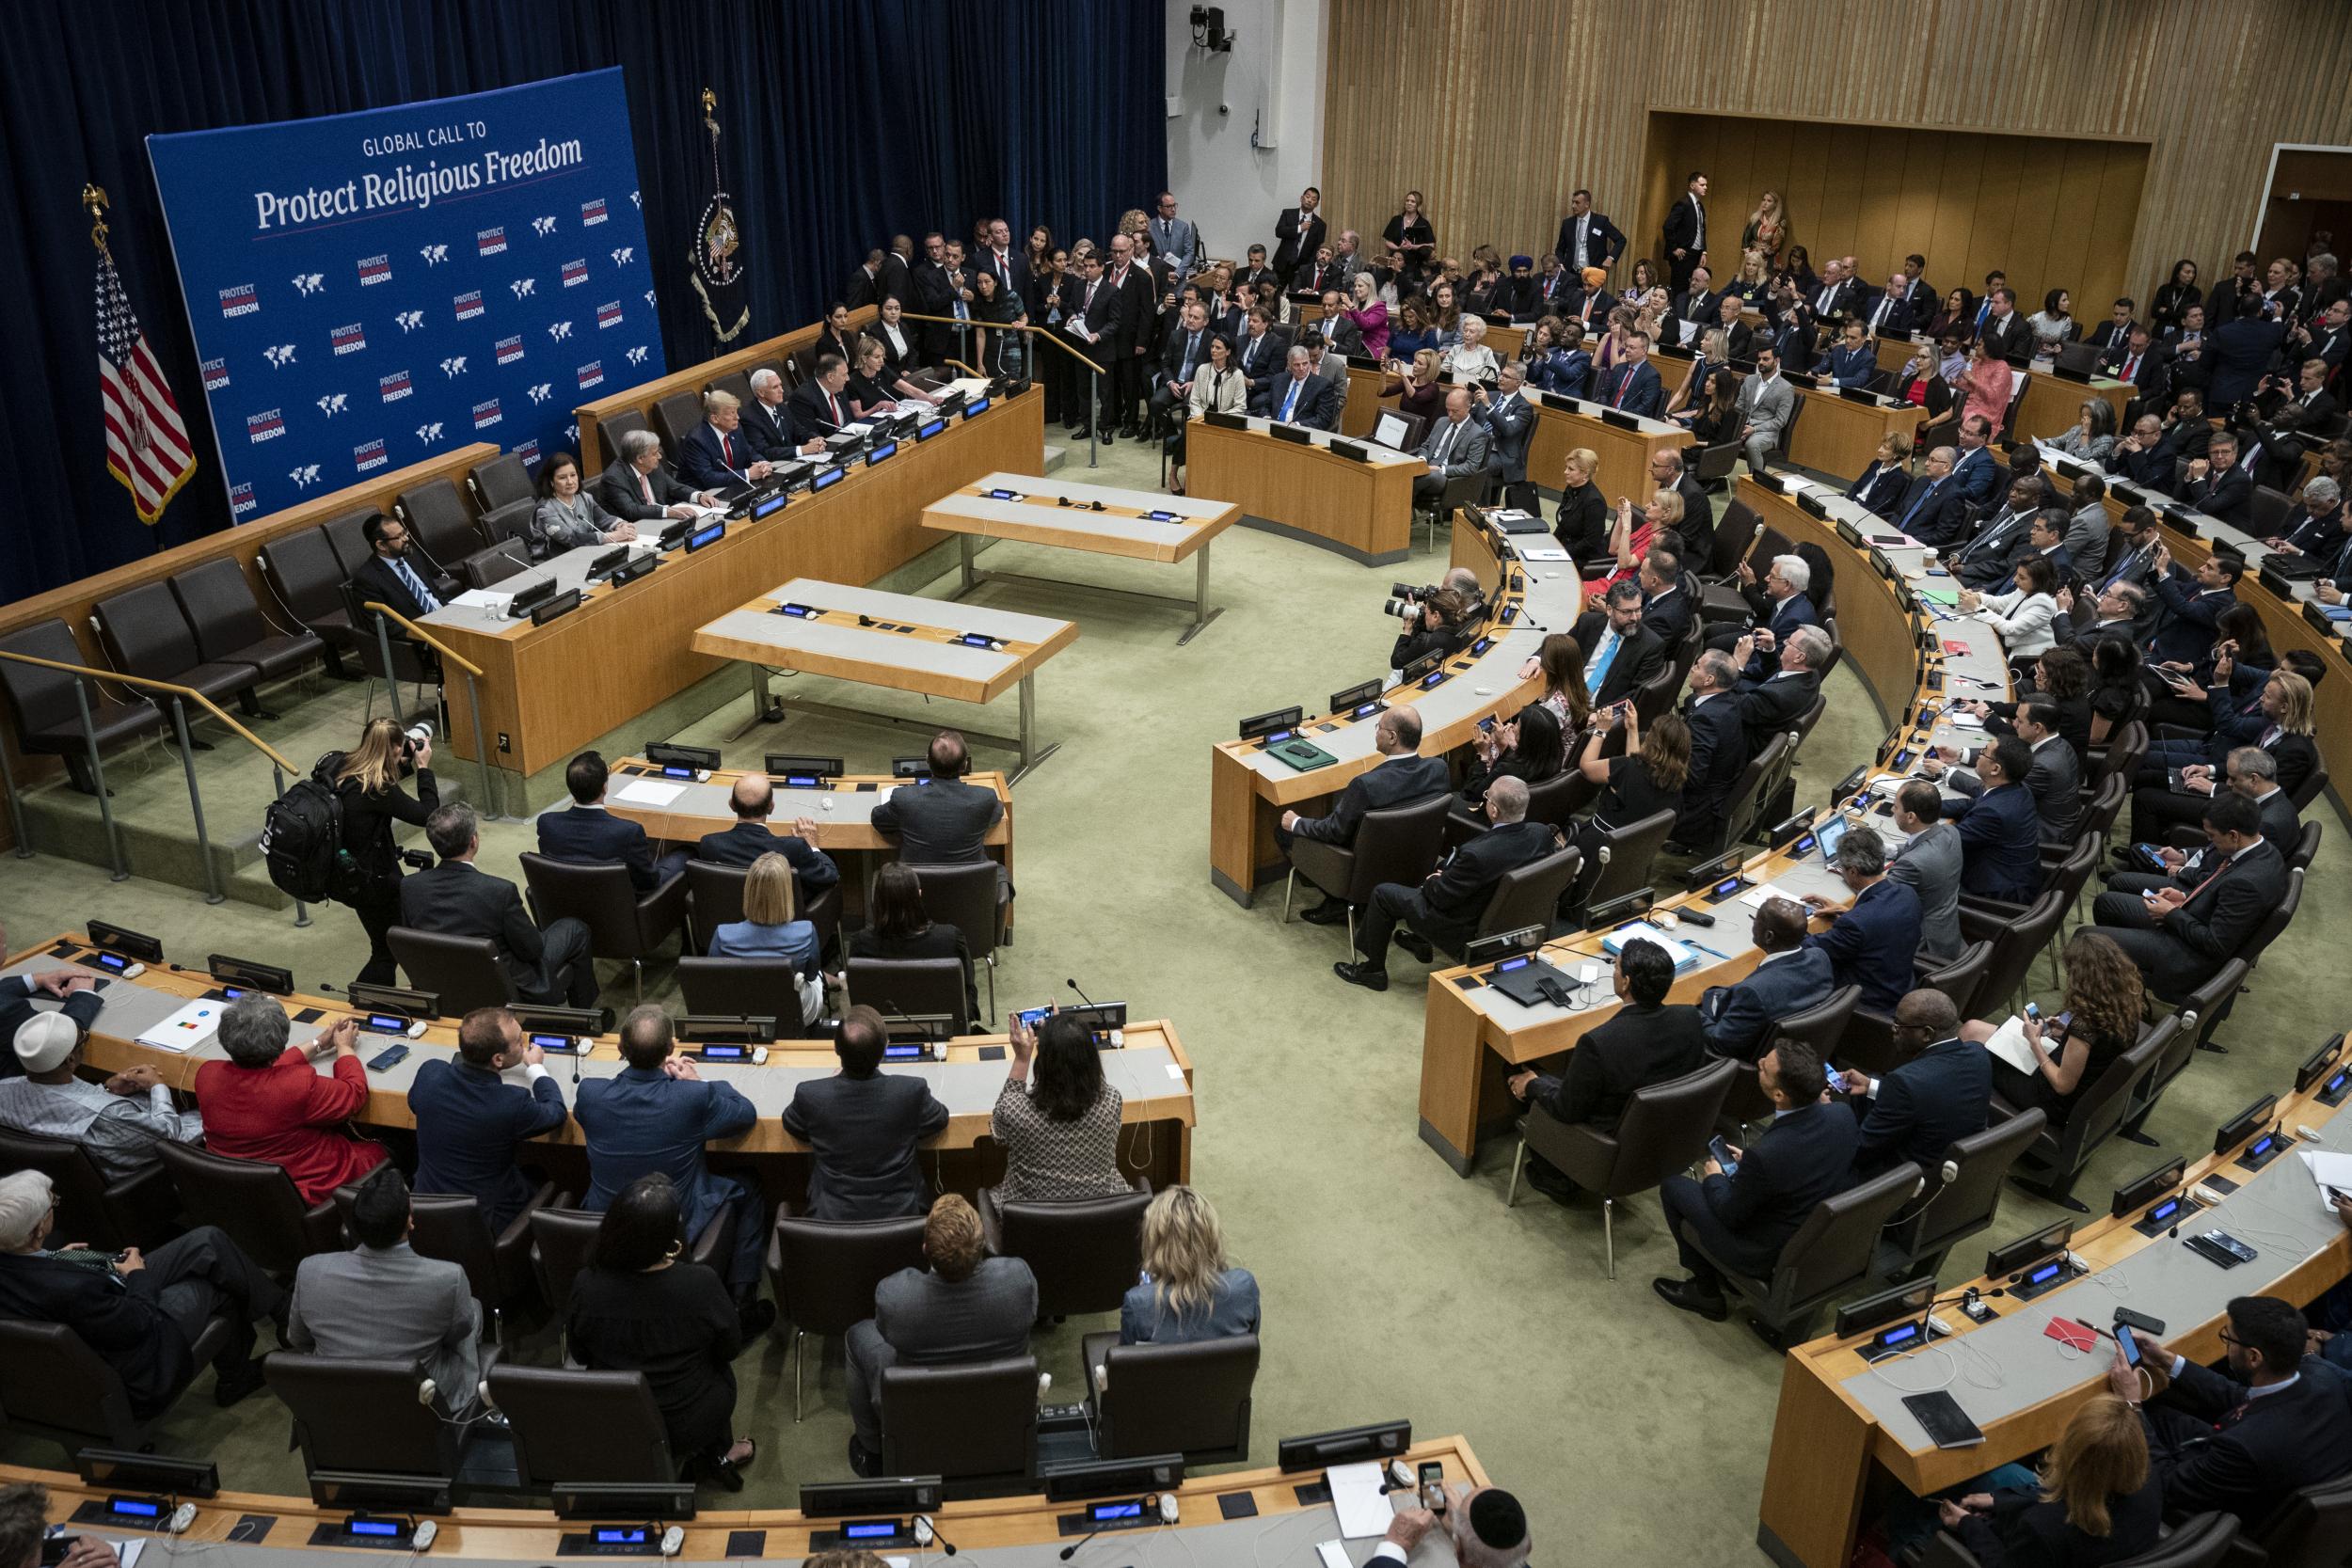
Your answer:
(0, 646), (306, 919)
(359, 601), (484, 678)
(358, 600), (500, 819)
(897, 310), (1106, 468)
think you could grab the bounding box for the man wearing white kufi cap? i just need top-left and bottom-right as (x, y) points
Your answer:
(0, 1010), (202, 1182)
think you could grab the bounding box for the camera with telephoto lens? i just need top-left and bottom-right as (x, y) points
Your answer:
(401, 721), (435, 758)
(1385, 582), (1438, 619)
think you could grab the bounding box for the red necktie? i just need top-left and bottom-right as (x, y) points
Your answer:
(828, 392), (841, 426)
(1613, 371), (1630, 407)
(2183, 850), (2236, 904)
(723, 432), (736, 467)
(2122, 354), (2139, 379)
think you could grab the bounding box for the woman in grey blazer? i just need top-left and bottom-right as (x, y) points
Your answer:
(529, 451), (635, 558)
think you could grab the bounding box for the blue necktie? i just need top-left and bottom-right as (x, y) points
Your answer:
(1181, 332), (1200, 380)
(1899, 479), (1941, 531)
(1279, 378), (1300, 420)
(393, 556), (440, 613)
(1585, 628), (1620, 695)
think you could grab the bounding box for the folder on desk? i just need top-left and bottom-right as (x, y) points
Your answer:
(137, 999), (223, 1053)
(1598, 921), (1696, 973)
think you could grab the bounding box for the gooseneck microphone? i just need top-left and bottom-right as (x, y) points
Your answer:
(1065, 977), (1102, 1012)
(1057, 1527), (1104, 1561)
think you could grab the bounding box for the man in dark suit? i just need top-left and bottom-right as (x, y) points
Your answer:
(1888, 446), (1973, 548)
(1950, 417), (2002, 510)
(739, 369), (799, 462)
(1837, 990), (1989, 1177)
(675, 389), (774, 497)
(1653, 1040), (1859, 1320)
(692, 773), (841, 895)
(1978, 289), (2032, 365)
(1902, 255), (1938, 318)
(2146, 548), (2240, 671)
(399, 803), (596, 1007)
(2104, 413), (2179, 487)
(2271, 474), (2348, 556)
(1507, 937), (1708, 1198)
(1798, 825), (1923, 1014)
(1940, 736), (2043, 903)
(1057, 251), (1123, 441)
(844, 249), (888, 310)
(912, 231), (956, 359)
(1724, 551), (1820, 678)
(2112, 747), (2298, 896)
(2092, 790), (2284, 994)
(1934, 704), (2081, 847)
(975, 218), (1027, 305)
(595, 430), (722, 525)
(1281, 705), (1449, 925)
(2179, 431), (2253, 526)
(1573, 581), (1667, 707)
(1649, 445), (1711, 555)
(1950, 475), (2046, 589)
(879, 237), (914, 308)
(2085, 298), (2137, 354)
(1271, 189), (1327, 291)
(843, 1192), (1037, 1476)
(1666, 264), (1719, 348)
(2113, 1295), (2352, 1527)
(1861, 275), (1915, 338)
(1637, 547), (1695, 646)
(536, 750), (684, 893)
(1267, 344), (1343, 430)
(2208, 308), (2290, 410)
(1675, 652), (1751, 853)
(1709, 293), (1756, 361)
(2099, 325), (2168, 412)
(1471, 366), (1535, 488)
(1816, 319), (1877, 388)
(1555, 189), (1626, 277)
(576, 1006), (770, 1328)
(348, 510), (454, 622)
(1235, 310), (1293, 411)
(0, 934), (104, 1083)
(1661, 172), (1708, 294)
(0, 1169), (285, 1414)
(787, 356), (857, 452)
(1593, 331), (1665, 417)
(781, 1006), (949, 1222)
(1731, 625), (1827, 755)
(405, 1006), (568, 1232)
(1335, 778), (1561, 991)
(1104, 234), (1157, 438)
(1697, 898), (1836, 1062)
(1805, 260), (1862, 326)
(870, 730), (1009, 907)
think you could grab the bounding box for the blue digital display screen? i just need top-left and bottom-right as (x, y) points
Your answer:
(1260, 728), (1295, 746)
(1790, 834), (1817, 856)
(1419, 671), (1446, 688)
(660, 765), (694, 779)
(2249, 1133), (2277, 1158)
(348, 1521), (400, 1537)
(1713, 878), (1743, 895)
(1495, 956), (1532, 973)
(866, 440), (898, 466)
(110, 1500), (161, 1518)
(843, 1522), (901, 1541)
(686, 522), (725, 551)
(530, 1034), (576, 1053)
(2150, 1197), (2181, 1222)
(700, 1043), (748, 1060)
(1089, 1502), (1143, 1522)
(220, 985), (250, 1000)
(957, 633), (996, 648)
(782, 773), (821, 787)
(1144, 510), (1180, 522)
(94, 952), (130, 971)
(882, 1043), (927, 1059)
(985, 487), (1021, 500)
(778, 603), (817, 618)
(1499, 604), (1518, 624)
(963, 396), (991, 417)
(751, 492), (788, 519)
(812, 467), (846, 491)
(364, 1014), (408, 1034)
(1879, 1323), (1918, 1347)
(1348, 702), (1382, 720)
(917, 419), (947, 440)
(2329, 1069), (2350, 1094)
(594, 1528), (647, 1544)
(2026, 1259), (2062, 1286)
(1470, 637), (1492, 655)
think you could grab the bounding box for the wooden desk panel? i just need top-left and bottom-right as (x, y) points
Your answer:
(1342, 362), (1387, 437)
(437, 391), (1043, 775)
(2013, 368), (2132, 442)
(1786, 390), (1925, 480)
(1185, 419), (1423, 563)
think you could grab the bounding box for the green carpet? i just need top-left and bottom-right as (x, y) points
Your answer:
(5, 436), (2345, 1565)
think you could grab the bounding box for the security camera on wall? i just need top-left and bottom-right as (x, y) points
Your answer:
(1188, 4), (1235, 53)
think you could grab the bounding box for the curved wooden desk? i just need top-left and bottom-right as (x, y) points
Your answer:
(1, 1437), (1487, 1562)
(8, 934), (1193, 1197)
(1414, 474), (2018, 1173)
(1185, 416), (1426, 564)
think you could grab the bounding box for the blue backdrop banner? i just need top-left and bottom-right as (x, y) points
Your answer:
(146, 68), (662, 522)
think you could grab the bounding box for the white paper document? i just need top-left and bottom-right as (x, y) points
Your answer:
(137, 999), (225, 1053)
(1980, 1016), (2042, 1077)
(1516, 544), (1571, 562)
(1327, 1461), (1394, 1539)
(449, 588), (512, 612)
(2299, 1149), (2352, 1212)
(614, 780), (687, 807)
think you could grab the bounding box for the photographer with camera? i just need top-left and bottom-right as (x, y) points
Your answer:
(330, 717), (438, 989)
(1387, 565), (1486, 672)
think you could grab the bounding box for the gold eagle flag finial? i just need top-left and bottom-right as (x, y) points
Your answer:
(83, 183), (111, 257)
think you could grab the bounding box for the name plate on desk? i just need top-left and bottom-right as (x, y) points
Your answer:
(531, 588), (583, 626)
(2110, 483), (2146, 506)
(1597, 408), (1641, 432)
(1268, 422), (1311, 445)
(1201, 409), (1248, 431)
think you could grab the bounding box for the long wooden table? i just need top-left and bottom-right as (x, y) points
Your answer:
(1757, 1046), (2352, 1568)
(1185, 414), (1426, 563)
(0, 1436), (1487, 1561)
(8, 933), (1193, 1198)
(1416, 475), (2015, 1172)
(921, 471), (1239, 644)
(425, 389), (1044, 779)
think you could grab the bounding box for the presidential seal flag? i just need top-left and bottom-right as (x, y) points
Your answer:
(688, 87), (750, 343)
(87, 185), (196, 524)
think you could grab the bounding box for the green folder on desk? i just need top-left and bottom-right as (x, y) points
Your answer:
(1266, 736), (1339, 771)
(1915, 584), (1961, 607)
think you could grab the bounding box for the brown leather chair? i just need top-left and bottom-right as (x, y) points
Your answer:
(486, 1365), (677, 1486)
(1845, 942), (1994, 1073)
(394, 479), (485, 571)
(321, 507), (378, 576)
(468, 453), (535, 514)
(532, 1206), (734, 1326)
(1874, 1110), (2046, 1281)
(2244, 1474), (2352, 1568)
(169, 559), (324, 687)
(1686, 1161), (1922, 1344)
(995, 1187), (1152, 1321)
(91, 580), (264, 721)
(0, 618), (165, 795)
(1996, 1017), (2171, 1212)
(911, 862), (1004, 1021)
(459, 541), (531, 590)
(707, 370), (755, 407)
(2122, 963), (2243, 1141)
(519, 852), (688, 1002)
(1961, 890), (2070, 1020)
(265, 1353), (460, 1487)
(388, 927), (512, 1016)
(0, 1314), (231, 1456)
(765, 1212), (927, 1419)
(0, 1127), (175, 1252)
(1282, 793), (1452, 951)
(1509, 1058), (1736, 1277)
(1565, 805), (1678, 921)
(2236, 864), (2303, 977)
(331, 1185), (559, 1346)
(652, 392), (705, 456)
(257, 531), (358, 674)
(1918, 1510), (2235, 1568)
(878, 1354), (1038, 1491)
(1706, 498), (1760, 581)
(1720, 733), (1792, 851)
(681, 858), (842, 958)
(596, 409), (654, 471)
(2084, 721), (2146, 803)
(1719, 987), (1861, 1130)
(845, 956), (970, 1037)
(2290, 758), (2330, 816)
(1079, 1333), (1260, 1462)
(1960, 832), (2100, 946)
(155, 1139), (342, 1277)
(339, 580), (438, 702)
(476, 499), (538, 550)
(1449, 845), (1581, 957)
(675, 956), (811, 1038)
(2288, 819), (2322, 876)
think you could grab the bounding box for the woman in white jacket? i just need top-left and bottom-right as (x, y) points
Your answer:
(1168, 332), (1246, 495)
(1963, 553), (2061, 666)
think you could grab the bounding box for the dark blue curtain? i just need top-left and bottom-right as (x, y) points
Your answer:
(0, 0), (1164, 601)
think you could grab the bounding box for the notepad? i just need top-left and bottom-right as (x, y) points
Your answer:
(614, 780), (687, 807)
(1327, 1461), (1393, 1539)
(1599, 922), (1696, 972)
(136, 999), (223, 1053)
(1516, 544), (1571, 562)
(1979, 1017), (2043, 1078)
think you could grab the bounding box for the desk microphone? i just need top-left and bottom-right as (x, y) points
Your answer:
(914, 1515), (959, 1556)
(1065, 977), (1102, 1012)
(876, 997), (938, 1050)
(1057, 1526), (1106, 1561)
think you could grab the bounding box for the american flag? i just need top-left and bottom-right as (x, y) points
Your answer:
(96, 247), (196, 523)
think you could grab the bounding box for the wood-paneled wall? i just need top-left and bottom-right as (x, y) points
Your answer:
(1319, 0), (2352, 307)
(1646, 115), (2149, 318)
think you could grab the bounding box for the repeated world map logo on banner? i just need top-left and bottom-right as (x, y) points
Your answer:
(146, 68), (665, 522)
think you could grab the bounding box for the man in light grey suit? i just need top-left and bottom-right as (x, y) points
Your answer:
(1735, 345), (1797, 475)
(1885, 780), (1965, 965)
(869, 729), (1010, 909)
(1148, 193), (1201, 281)
(287, 1167), (481, 1416)
(842, 1193), (1037, 1475)
(1413, 388), (1494, 511)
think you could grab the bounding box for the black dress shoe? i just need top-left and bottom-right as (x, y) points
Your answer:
(738, 1298), (777, 1338)
(1097, 427), (1116, 446)
(1650, 1275), (1729, 1322)
(213, 1361), (267, 1408)
(1299, 899), (1350, 926)
(1394, 929), (1435, 964)
(1523, 1159), (1579, 1203)
(846, 1437), (882, 1479)
(1333, 960), (1390, 991)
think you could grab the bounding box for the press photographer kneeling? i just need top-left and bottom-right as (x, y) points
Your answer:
(1388, 565), (1487, 673)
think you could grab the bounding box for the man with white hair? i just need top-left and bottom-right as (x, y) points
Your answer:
(1720, 551), (1819, 678)
(0, 1010), (202, 1180)
(1732, 624), (1830, 755)
(592, 428), (722, 523)
(1268, 343), (1342, 430)
(739, 367), (797, 460)
(1373, 1484), (1533, 1567)
(0, 1168), (283, 1411)
(1335, 775), (1562, 991)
